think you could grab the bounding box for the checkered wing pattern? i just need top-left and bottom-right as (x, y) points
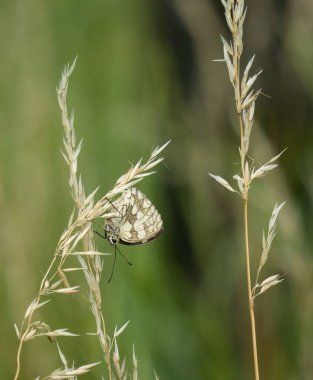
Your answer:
(106, 188), (163, 245)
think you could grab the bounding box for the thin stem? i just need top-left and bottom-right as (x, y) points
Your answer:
(14, 254), (59, 380)
(232, 12), (260, 377)
(244, 195), (260, 380)
(100, 312), (112, 380)
(81, 232), (112, 380)
(235, 50), (260, 379)
(238, 115), (246, 181)
(223, 1), (261, 379)
(13, 340), (23, 380)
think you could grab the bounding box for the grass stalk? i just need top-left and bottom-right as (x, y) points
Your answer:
(13, 57), (169, 379)
(210, 1), (286, 378)
(232, 14), (260, 375)
(244, 196), (259, 380)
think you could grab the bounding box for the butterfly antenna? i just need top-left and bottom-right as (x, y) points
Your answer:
(94, 230), (106, 240)
(105, 196), (123, 217)
(91, 220), (104, 229)
(108, 246), (117, 283)
(88, 219), (107, 240)
(116, 246), (132, 266)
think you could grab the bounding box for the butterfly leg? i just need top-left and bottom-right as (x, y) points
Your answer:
(107, 246), (117, 283)
(116, 246), (132, 266)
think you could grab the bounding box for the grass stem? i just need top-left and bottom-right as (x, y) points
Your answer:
(244, 196), (260, 380)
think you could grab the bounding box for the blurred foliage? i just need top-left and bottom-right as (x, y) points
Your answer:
(1, 0), (313, 379)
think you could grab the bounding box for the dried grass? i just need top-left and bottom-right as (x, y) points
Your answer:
(13, 58), (168, 380)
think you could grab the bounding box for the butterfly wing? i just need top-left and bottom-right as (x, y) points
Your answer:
(118, 188), (163, 245)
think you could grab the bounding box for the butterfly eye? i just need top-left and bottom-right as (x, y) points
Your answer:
(110, 237), (118, 245)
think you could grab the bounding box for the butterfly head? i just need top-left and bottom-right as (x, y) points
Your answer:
(104, 222), (120, 246)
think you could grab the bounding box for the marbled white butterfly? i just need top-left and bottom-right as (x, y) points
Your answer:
(100, 188), (163, 281)
(104, 187), (163, 246)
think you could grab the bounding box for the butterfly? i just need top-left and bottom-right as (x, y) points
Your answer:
(98, 188), (163, 281)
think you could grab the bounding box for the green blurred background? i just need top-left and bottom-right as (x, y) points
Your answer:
(1, 0), (313, 379)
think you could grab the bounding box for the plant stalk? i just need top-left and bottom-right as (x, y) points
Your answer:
(236, 35), (260, 379)
(244, 195), (260, 380)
